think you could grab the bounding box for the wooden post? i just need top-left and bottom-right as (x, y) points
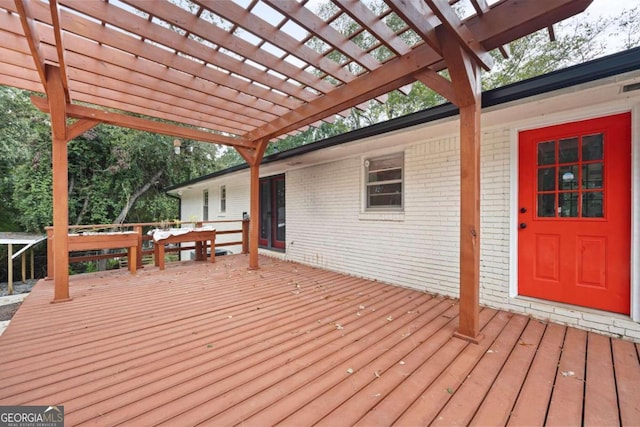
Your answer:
(455, 99), (482, 343)
(242, 218), (249, 254)
(248, 163), (260, 269)
(30, 249), (34, 280)
(47, 65), (71, 302)
(7, 243), (13, 295)
(134, 225), (143, 269)
(436, 27), (483, 343)
(46, 227), (54, 280)
(21, 252), (26, 283)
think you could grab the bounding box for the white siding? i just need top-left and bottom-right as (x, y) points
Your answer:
(286, 131), (510, 301)
(175, 82), (640, 341)
(179, 175), (250, 255)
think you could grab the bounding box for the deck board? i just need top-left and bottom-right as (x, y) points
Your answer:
(0, 255), (637, 426)
(546, 328), (587, 426)
(507, 322), (565, 426)
(430, 313), (529, 426)
(469, 319), (546, 426)
(584, 332), (619, 426)
(612, 338), (640, 425)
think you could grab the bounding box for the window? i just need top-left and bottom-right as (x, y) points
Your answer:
(220, 185), (226, 213)
(365, 153), (403, 210)
(202, 189), (209, 221)
(536, 133), (604, 218)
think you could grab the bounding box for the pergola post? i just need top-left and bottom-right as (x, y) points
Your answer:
(47, 65), (71, 302)
(7, 243), (13, 295)
(435, 26), (484, 343)
(248, 163), (260, 270)
(237, 141), (268, 270)
(456, 99), (482, 342)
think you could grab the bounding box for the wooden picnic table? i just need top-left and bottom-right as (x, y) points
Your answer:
(152, 228), (216, 270)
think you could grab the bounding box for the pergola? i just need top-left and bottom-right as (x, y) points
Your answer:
(0, 0), (592, 342)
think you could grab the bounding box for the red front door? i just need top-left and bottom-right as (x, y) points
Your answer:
(518, 113), (631, 314)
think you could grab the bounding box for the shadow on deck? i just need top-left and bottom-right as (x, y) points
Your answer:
(0, 255), (638, 426)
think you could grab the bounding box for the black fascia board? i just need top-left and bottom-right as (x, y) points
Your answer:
(166, 46), (640, 192)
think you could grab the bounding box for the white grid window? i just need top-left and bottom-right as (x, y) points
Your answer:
(203, 189), (209, 221)
(365, 153), (403, 211)
(220, 185), (226, 213)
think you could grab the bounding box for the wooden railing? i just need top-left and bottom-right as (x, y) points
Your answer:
(45, 219), (249, 277)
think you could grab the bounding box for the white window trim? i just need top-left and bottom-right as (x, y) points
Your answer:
(202, 189), (209, 221)
(219, 184), (226, 214)
(363, 152), (404, 212)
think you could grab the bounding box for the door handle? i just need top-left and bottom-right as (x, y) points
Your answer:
(519, 223), (527, 229)
(520, 207), (527, 213)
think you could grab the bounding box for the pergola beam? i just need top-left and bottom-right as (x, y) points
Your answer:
(13, 0), (47, 91)
(48, 0), (70, 101)
(424, 0), (494, 71)
(248, 0), (590, 142)
(30, 96), (255, 149)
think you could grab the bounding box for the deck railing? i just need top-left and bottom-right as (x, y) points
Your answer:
(45, 219), (249, 277)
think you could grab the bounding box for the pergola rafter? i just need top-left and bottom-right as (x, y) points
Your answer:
(0, 0), (593, 341)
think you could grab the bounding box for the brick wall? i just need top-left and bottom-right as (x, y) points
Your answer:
(178, 117), (639, 341)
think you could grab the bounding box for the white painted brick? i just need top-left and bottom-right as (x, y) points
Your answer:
(176, 119), (639, 342)
(546, 313), (579, 326)
(578, 319), (611, 333)
(624, 328), (640, 340)
(553, 306), (582, 319)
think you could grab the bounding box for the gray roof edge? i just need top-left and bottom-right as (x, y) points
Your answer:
(166, 46), (640, 192)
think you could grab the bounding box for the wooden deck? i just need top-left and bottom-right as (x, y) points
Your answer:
(0, 255), (638, 426)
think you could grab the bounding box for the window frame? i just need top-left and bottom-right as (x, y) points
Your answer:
(363, 152), (404, 212)
(219, 185), (226, 213)
(202, 189), (209, 221)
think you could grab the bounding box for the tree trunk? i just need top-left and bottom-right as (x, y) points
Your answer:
(75, 196), (90, 225)
(113, 170), (164, 225)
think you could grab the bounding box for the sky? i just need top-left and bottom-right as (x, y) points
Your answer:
(587, 0), (638, 17)
(564, 0), (639, 53)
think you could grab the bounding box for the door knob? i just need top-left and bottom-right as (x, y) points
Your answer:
(520, 207), (527, 213)
(519, 223), (527, 229)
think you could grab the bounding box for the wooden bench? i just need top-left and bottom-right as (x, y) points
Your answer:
(152, 228), (216, 270)
(68, 232), (139, 274)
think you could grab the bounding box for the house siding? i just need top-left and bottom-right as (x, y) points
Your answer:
(180, 176), (249, 255)
(286, 130), (512, 302)
(175, 76), (640, 341)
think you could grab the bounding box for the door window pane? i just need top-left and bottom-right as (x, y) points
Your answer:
(260, 182), (269, 240)
(582, 192), (603, 217)
(537, 194), (555, 217)
(559, 137), (579, 163)
(582, 163), (603, 189)
(559, 192), (579, 217)
(558, 165), (579, 190)
(275, 179), (286, 242)
(537, 141), (555, 165)
(582, 134), (603, 161)
(538, 167), (555, 191)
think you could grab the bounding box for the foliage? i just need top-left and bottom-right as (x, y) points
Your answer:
(1, 3), (639, 235)
(0, 87), (222, 232)
(482, 15), (611, 89)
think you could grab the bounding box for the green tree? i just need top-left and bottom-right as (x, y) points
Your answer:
(2, 88), (222, 232)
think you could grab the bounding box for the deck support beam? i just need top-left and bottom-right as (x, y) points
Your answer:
(39, 65), (101, 302)
(455, 99), (482, 343)
(240, 141), (269, 270)
(437, 27), (483, 343)
(48, 65), (71, 302)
